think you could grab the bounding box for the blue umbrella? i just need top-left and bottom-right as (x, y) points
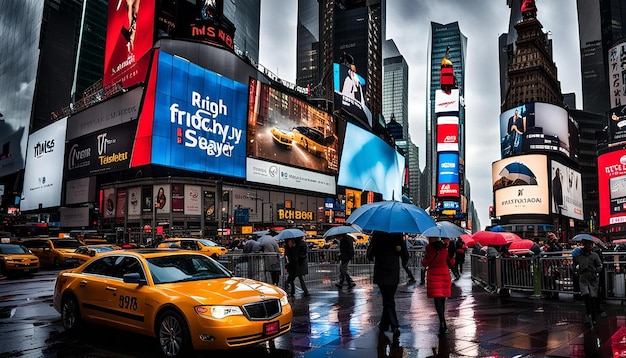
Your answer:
(422, 221), (466, 238)
(572, 233), (607, 249)
(323, 225), (361, 238)
(490, 225), (506, 232)
(346, 201), (436, 234)
(274, 228), (307, 241)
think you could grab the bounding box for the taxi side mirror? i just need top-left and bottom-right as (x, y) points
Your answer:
(89, 251), (96, 257)
(123, 272), (147, 286)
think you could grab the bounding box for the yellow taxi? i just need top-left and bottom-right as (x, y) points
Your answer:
(348, 233), (370, 248)
(157, 238), (228, 258)
(304, 236), (326, 249)
(21, 237), (82, 267)
(292, 126), (337, 158)
(53, 249), (292, 356)
(63, 244), (121, 267)
(270, 126), (294, 148)
(0, 243), (40, 276)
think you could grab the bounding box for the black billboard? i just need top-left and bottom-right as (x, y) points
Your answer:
(65, 121), (137, 179)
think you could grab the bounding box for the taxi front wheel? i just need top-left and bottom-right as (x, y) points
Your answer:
(157, 310), (191, 358)
(61, 295), (82, 331)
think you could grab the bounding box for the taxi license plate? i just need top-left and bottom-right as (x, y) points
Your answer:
(263, 321), (279, 336)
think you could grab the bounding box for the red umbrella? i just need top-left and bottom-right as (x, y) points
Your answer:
(508, 239), (536, 250)
(500, 232), (522, 243)
(460, 234), (475, 247)
(472, 231), (508, 246)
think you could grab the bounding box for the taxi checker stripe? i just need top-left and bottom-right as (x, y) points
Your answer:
(82, 303), (144, 322)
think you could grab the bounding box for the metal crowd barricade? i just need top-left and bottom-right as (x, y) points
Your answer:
(217, 247), (426, 288)
(470, 251), (626, 303)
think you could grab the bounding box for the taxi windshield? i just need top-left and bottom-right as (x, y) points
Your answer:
(147, 254), (231, 284)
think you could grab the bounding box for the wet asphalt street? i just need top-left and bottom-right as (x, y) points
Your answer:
(0, 260), (624, 357)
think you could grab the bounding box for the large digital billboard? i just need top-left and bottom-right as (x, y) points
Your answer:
(437, 116), (459, 152)
(550, 161), (583, 220)
(609, 105), (626, 144)
(333, 63), (372, 127)
(151, 51), (248, 178)
(434, 89), (460, 114)
(103, 0), (155, 87)
(247, 78), (338, 175)
(492, 154), (549, 216)
(499, 103), (574, 160)
(598, 148), (626, 226)
(437, 152), (459, 197)
(21, 118), (68, 211)
(65, 121), (136, 180)
(337, 122), (405, 201)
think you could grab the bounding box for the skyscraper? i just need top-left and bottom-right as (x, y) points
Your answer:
(224, 0), (261, 64)
(383, 39), (421, 205)
(296, 0), (321, 90)
(576, 0), (626, 115)
(426, 22), (467, 211)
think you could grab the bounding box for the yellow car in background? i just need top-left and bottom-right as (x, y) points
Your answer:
(53, 249), (292, 356)
(305, 236), (326, 249)
(21, 237), (82, 267)
(157, 238), (228, 258)
(63, 244), (121, 267)
(348, 233), (370, 248)
(0, 243), (40, 276)
(270, 126), (294, 148)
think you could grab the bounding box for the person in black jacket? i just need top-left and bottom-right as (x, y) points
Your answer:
(285, 236), (309, 297)
(335, 234), (356, 289)
(367, 231), (410, 337)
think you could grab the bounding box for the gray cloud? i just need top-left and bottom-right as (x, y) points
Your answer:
(260, 0), (581, 229)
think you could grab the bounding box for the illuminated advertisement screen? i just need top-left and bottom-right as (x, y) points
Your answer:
(247, 77), (338, 175)
(103, 0), (155, 87)
(492, 154), (549, 216)
(337, 122), (405, 201)
(152, 51), (248, 178)
(499, 102), (573, 159)
(598, 149), (626, 226)
(333, 63), (372, 127)
(437, 152), (459, 197)
(157, 0), (234, 52)
(437, 116), (459, 152)
(550, 161), (583, 220)
(21, 118), (68, 211)
(434, 89), (460, 114)
(609, 42), (626, 108)
(65, 121), (136, 180)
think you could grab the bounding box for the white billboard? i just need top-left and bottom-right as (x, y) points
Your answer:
(434, 89), (460, 113)
(492, 154), (549, 216)
(246, 157), (336, 195)
(21, 118), (68, 211)
(550, 161), (584, 220)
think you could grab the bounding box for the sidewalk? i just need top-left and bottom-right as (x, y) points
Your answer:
(274, 265), (625, 357)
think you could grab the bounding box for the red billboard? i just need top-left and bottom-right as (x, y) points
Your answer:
(437, 116), (459, 152)
(103, 0), (155, 87)
(598, 148), (626, 227)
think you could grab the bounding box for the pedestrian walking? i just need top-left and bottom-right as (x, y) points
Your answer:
(366, 231), (409, 337)
(572, 236), (603, 328)
(335, 234), (356, 289)
(285, 236), (309, 297)
(454, 238), (467, 278)
(403, 235), (417, 284)
(258, 231), (281, 286)
(422, 237), (455, 335)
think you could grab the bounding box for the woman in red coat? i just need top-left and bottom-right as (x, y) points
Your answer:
(422, 237), (455, 334)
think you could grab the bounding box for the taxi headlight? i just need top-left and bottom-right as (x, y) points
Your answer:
(280, 295), (289, 306)
(195, 305), (243, 319)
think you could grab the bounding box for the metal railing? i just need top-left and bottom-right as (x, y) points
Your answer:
(470, 251), (626, 302)
(217, 248), (425, 288)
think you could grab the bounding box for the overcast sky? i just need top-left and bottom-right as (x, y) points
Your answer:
(258, 0), (582, 229)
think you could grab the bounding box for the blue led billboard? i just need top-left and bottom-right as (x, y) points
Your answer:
(337, 122), (405, 201)
(152, 51), (248, 177)
(438, 152), (459, 185)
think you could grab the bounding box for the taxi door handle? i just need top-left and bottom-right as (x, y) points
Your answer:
(105, 286), (117, 291)
(79, 280), (88, 287)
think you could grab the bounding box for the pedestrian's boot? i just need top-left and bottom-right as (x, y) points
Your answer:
(335, 279), (343, 288)
(587, 314), (595, 328)
(439, 321), (448, 335)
